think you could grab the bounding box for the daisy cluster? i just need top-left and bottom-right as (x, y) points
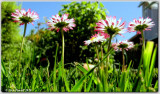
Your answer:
(11, 8), (155, 52)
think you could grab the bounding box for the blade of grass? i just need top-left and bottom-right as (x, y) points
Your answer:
(86, 74), (93, 92)
(1, 60), (10, 91)
(154, 80), (158, 91)
(71, 48), (113, 92)
(101, 69), (106, 92)
(38, 70), (44, 86)
(31, 71), (37, 92)
(63, 69), (70, 92)
(143, 41), (154, 86)
(1, 59), (13, 89)
(84, 79), (87, 92)
(21, 65), (27, 90)
(47, 66), (51, 92)
(58, 58), (63, 92)
(98, 81), (103, 92)
(147, 45), (157, 87)
(124, 61), (132, 92)
(119, 61), (132, 92)
(133, 41), (155, 92)
(1, 60), (6, 76)
(119, 71), (126, 92)
(53, 43), (59, 91)
(76, 64), (88, 74)
(136, 69), (145, 92)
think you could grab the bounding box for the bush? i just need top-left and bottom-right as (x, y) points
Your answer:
(58, 1), (108, 63)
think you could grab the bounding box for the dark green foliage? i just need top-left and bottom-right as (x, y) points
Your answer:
(26, 1), (108, 68)
(58, 1), (108, 63)
(26, 28), (61, 69)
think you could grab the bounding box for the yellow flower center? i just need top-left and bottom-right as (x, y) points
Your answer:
(90, 37), (96, 41)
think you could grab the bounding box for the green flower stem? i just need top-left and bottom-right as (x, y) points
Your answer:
(95, 44), (99, 62)
(141, 30), (145, 50)
(104, 34), (113, 89)
(19, 23), (27, 74)
(101, 44), (103, 60)
(107, 35), (112, 52)
(100, 43), (104, 77)
(95, 43), (101, 78)
(122, 48), (125, 72)
(61, 29), (64, 80)
(106, 34), (112, 70)
(19, 23), (27, 89)
(106, 35), (112, 68)
(138, 30), (145, 75)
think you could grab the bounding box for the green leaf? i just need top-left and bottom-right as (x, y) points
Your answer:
(71, 48), (113, 92)
(71, 69), (93, 92)
(119, 72), (126, 92)
(63, 70), (70, 92)
(21, 66), (27, 89)
(81, 1), (87, 5)
(58, 59), (62, 80)
(31, 70), (37, 91)
(53, 43), (59, 91)
(58, 59), (62, 92)
(99, 2), (104, 8)
(143, 41), (154, 85)
(76, 64), (88, 74)
(147, 45), (157, 87)
(1, 60), (6, 75)
(124, 61), (132, 92)
(86, 74), (93, 92)
(154, 80), (158, 91)
(38, 71), (44, 85)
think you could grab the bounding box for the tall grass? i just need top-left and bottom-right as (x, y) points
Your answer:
(1, 41), (158, 92)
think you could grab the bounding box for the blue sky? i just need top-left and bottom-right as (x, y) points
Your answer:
(19, 1), (142, 42)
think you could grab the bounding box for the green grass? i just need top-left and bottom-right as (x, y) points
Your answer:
(1, 41), (158, 92)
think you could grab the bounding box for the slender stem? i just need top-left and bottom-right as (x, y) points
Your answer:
(122, 48), (125, 72)
(47, 67), (50, 92)
(95, 43), (101, 78)
(100, 43), (104, 77)
(106, 35), (112, 67)
(101, 44), (103, 60)
(141, 30), (145, 49)
(95, 44), (99, 62)
(140, 30), (145, 75)
(107, 35), (112, 52)
(104, 35), (112, 89)
(19, 23), (27, 89)
(19, 23), (27, 75)
(113, 56), (115, 91)
(61, 29), (64, 80)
